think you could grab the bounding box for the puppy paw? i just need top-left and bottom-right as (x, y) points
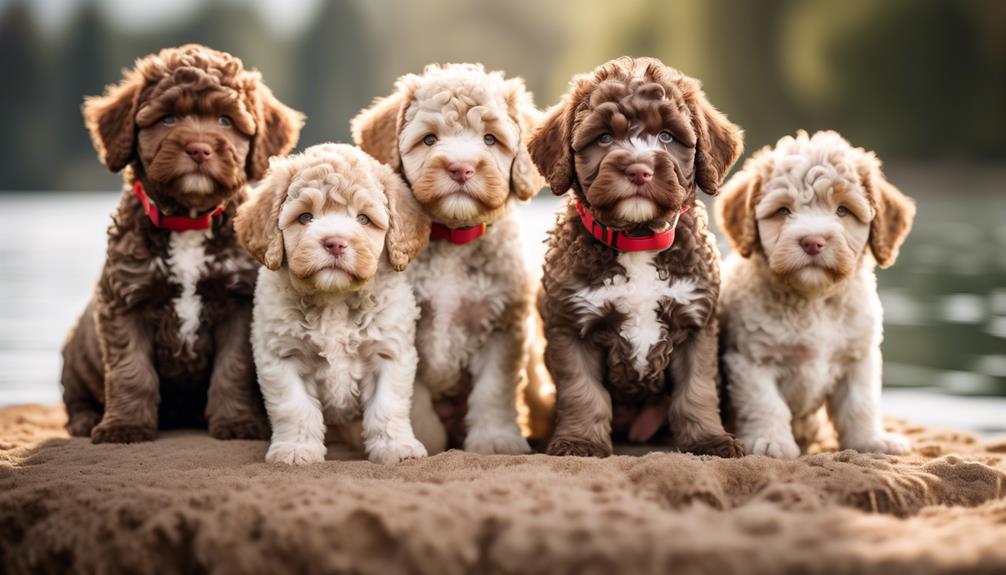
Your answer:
(546, 436), (612, 458)
(464, 426), (532, 455)
(266, 441), (327, 465)
(91, 422), (156, 444)
(685, 434), (745, 458)
(845, 432), (911, 455)
(209, 417), (270, 441)
(742, 433), (801, 459)
(368, 437), (428, 465)
(66, 411), (102, 437)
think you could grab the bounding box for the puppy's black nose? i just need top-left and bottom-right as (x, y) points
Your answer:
(186, 142), (213, 164)
(322, 238), (346, 257)
(800, 236), (826, 256)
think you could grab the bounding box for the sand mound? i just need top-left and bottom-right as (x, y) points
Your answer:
(2, 404), (1005, 574)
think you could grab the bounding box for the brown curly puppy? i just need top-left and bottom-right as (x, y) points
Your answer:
(529, 57), (744, 458)
(61, 44), (303, 443)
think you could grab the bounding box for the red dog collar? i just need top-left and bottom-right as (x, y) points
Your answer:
(430, 222), (486, 245)
(132, 181), (224, 232)
(576, 201), (688, 253)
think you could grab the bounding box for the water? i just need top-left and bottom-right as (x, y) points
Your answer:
(2, 165), (1004, 438)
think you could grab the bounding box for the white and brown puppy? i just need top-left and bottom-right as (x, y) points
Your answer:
(351, 63), (544, 455)
(717, 130), (916, 458)
(235, 144), (431, 465)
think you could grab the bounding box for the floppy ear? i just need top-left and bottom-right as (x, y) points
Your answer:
(248, 83), (304, 181)
(528, 102), (574, 196)
(715, 169), (762, 258)
(504, 78), (546, 201)
(682, 78), (744, 195)
(235, 163), (289, 270)
(859, 159), (915, 268)
(381, 166), (430, 271)
(352, 90), (409, 169)
(82, 70), (144, 173)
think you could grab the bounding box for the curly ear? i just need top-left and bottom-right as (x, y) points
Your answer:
(859, 158), (915, 268)
(528, 102), (575, 196)
(503, 78), (546, 201)
(248, 84), (304, 181)
(682, 78), (744, 195)
(235, 163), (289, 270)
(352, 90), (410, 169)
(381, 166), (430, 271)
(716, 169), (762, 258)
(82, 70), (144, 173)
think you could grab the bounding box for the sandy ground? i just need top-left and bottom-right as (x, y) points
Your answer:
(2, 405), (1006, 574)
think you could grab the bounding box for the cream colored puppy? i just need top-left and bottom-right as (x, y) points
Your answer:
(235, 144), (430, 465)
(717, 131), (915, 459)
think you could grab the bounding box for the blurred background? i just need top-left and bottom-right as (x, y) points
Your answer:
(1, 0), (1004, 436)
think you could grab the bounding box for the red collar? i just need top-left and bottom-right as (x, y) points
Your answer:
(576, 201), (688, 252)
(132, 181), (225, 232)
(430, 222), (486, 245)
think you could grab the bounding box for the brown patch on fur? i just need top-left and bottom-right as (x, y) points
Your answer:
(858, 158), (916, 268)
(63, 45), (302, 442)
(715, 170), (764, 258)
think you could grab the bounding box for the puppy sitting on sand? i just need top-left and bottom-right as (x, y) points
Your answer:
(717, 131), (916, 458)
(235, 144), (431, 465)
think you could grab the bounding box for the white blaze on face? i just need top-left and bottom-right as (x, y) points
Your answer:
(167, 228), (213, 355)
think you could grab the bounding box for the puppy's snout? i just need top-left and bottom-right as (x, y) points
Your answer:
(799, 235), (827, 256)
(186, 142), (213, 164)
(624, 163), (653, 186)
(321, 237), (347, 257)
(446, 162), (475, 184)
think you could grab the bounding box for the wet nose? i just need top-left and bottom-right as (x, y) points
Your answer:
(185, 142), (213, 164)
(800, 235), (827, 256)
(446, 162), (475, 184)
(322, 238), (347, 257)
(624, 163), (653, 186)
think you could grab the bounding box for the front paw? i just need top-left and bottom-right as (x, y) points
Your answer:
(741, 432), (801, 459)
(464, 425), (532, 455)
(546, 436), (612, 458)
(368, 437), (428, 465)
(265, 441), (327, 465)
(844, 432), (911, 455)
(685, 434), (745, 458)
(91, 422), (156, 444)
(209, 417), (270, 441)
(66, 411), (102, 437)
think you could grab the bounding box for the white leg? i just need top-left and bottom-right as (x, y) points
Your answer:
(464, 332), (531, 455)
(828, 346), (910, 455)
(258, 358), (327, 465)
(362, 348), (427, 464)
(411, 382), (448, 455)
(725, 352), (800, 459)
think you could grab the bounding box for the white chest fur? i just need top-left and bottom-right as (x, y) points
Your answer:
(167, 229), (212, 354)
(574, 251), (700, 377)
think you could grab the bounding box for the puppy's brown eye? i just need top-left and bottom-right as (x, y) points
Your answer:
(423, 134), (437, 146)
(297, 212), (313, 225)
(776, 207), (791, 217)
(356, 214), (371, 226)
(162, 115), (177, 127)
(836, 206), (849, 217)
(657, 130), (674, 143)
(218, 116), (233, 128)
(598, 133), (613, 145)
(483, 134), (496, 146)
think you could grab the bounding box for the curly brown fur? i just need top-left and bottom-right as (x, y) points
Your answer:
(62, 44), (303, 442)
(530, 57), (744, 458)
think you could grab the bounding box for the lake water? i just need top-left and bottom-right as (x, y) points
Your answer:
(2, 164), (1004, 439)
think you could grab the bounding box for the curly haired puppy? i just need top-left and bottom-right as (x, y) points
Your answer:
(717, 131), (916, 458)
(235, 144), (431, 465)
(351, 63), (544, 455)
(61, 44), (302, 442)
(528, 57), (744, 458)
